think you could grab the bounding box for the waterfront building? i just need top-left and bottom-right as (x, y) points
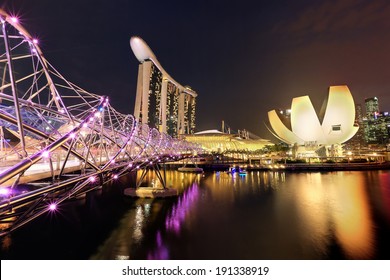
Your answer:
(361, 97), (390, 144)
(354, 103), (365, 144)
(267, 85), (358, 157)
(182, 129), (272, 153)
(365, 97), (379, 118)
(355, 103), (363, 123)
(363, 112), (390, 144)
(130, 37), (197, 137)
(344, 103), (365, 151)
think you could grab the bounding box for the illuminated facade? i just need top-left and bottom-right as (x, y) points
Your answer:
(344, 103), (365, 148)
(267, 85), (359, 155)
(362, 97), (390, 144)
(365, 97), (379, 118)
(183, 130), (272, 153)
(130, 37), (197, 138)
(363, 115), (390, 144)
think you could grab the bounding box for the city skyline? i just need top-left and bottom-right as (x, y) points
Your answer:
(2, 0), (390, 141)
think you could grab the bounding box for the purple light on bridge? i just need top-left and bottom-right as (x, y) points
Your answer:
(48, 203), (57, 211)
(0, 188), (11, 196)
(10, 16), (18, 23)
(42, 150), (50, 158)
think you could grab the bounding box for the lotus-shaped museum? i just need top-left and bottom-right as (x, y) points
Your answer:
(268, 85), (359, 146)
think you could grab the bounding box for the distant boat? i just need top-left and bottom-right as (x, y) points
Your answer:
(178, 166), (204, 173)
(228, 166), (247, 175)
(238, 169), (247, 176)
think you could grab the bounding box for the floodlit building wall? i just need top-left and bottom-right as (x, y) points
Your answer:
(268, 85), (358, 147)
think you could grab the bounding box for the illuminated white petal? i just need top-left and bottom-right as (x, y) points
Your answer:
(268, 110), (303, 144)
(268, 85), (358, 146)
(321, 85), (357, 144)
(291, 96), (326, 144)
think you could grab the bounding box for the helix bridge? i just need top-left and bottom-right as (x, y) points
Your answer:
(0, 9), (202, 236)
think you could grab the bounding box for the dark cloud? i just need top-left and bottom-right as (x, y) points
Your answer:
(270, 0), (390, 116)
(276, 0), (390, 35)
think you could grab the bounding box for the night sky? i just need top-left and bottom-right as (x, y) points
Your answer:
(2, 0), (390, 141)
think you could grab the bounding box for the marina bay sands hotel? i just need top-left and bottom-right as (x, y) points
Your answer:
(130, 37), (197, 137)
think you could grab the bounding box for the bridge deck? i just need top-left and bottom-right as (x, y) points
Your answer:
(0, 154), (125, 187)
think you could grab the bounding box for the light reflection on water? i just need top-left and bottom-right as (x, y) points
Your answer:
(329, 174), (374, 259)
(285, 172), (375, 259)
(133, 170), (390, 260)
(2, 170), (389, 260)
(378, 172), (390, 222)
(90, 170), (201, 260)
(148, 181), (200, 259)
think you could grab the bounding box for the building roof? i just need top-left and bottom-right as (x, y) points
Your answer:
(194, 129), (225, 135)
(130, 36), (197, 97)
(185, 130), (272, 152)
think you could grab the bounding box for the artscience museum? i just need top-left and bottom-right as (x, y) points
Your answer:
(267, 85), (359, 157)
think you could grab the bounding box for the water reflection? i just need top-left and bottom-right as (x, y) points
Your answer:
(147, 180), (201, 259)
(377, 171), (390, 223)
(165, 182), (200, 234)
(90, 170), (200, 260)
(331, 173), (374, 258)
(147, 231), (169, 259)
(133, 203), (150, 242)
(142, 171), (388, 259)
(0, 223), (12, 251)
(288, 172), (375, 259)
(2, 169), (389, 260)
(90, 199), (154, 260)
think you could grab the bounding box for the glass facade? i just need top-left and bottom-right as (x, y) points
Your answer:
(365, 97), (379, 118)
(361, 97), (390, 144)
(166, 82), (179, 137)
(363, 114), (390, 144)
(147, 62), (163, 130)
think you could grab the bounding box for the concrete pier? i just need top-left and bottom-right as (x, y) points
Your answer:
(124, 187), (178, 198)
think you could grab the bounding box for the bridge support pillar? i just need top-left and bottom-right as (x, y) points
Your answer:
(124, 163), (178, 198)
(135, 163), (167, 189)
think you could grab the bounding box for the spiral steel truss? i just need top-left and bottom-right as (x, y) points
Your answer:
(0, 10), (201, 236)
